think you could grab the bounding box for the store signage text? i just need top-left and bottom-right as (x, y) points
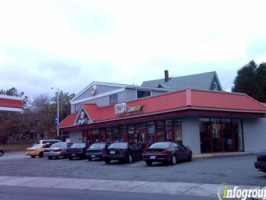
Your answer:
(128, 105), (143, 113)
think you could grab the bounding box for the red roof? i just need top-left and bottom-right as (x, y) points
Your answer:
(58, 89), (266, 128)
(0, 97), (23, 108)
(57, 112), (78, 128)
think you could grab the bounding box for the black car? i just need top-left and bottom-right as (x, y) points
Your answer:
(86, 142), (110, 161)
(142, 142), (192, 166)
(254, 152), (266, 172)
(103, 142), (143, 164)
(0, 148), (4, 157)
(66, 143), (90, 160)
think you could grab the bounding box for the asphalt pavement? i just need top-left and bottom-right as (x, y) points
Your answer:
(0, 151), (265, 199)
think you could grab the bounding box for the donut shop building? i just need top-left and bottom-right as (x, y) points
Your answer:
(58, 82), (266, 155)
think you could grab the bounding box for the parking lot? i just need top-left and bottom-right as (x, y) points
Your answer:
(0, 152), (265, 187)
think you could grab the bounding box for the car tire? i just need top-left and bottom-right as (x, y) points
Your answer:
(69, 156), (73, 160)
(146, 161), (152, 166)
(39, 152), (44, 158)
(187, 153), (192, 162)
(88, 158), (92, 161)
(31, 155), (36, 158)
(171, 155), (177, 165)
(105, 159), (110, 164)
(0, 150), (4, 157)
(48, 156), (52, 160)
(128, 154), (133, 163)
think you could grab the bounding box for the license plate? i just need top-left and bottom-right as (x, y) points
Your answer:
(72, 154), (76, 156)
(150, 156), (156, 159)
(91, 155), (95, 158)
(110, 151), (116, 154)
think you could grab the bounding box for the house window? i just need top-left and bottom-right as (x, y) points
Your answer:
(109, 94), (118, 104)
(75, 104), (80, 112)
(137, 90), (151, 99)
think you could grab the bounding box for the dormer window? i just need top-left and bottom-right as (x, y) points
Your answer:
(110, 94), (118, 104)
(213, 82), (218, 91)
(137, 90), (151, 99)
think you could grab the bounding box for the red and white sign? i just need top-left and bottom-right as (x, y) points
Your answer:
(115, 103), (127, 114)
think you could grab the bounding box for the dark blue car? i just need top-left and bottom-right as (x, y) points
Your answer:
(86, 142), (110, 161)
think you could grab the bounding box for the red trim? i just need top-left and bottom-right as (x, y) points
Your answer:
(59, 109), (265, 131)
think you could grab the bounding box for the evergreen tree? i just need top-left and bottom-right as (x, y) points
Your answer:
(232, 60), (266, 102)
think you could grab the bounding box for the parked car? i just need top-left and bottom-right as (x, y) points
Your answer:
(0, 148), (4, 157)
(44, 142), (72, 160)
(35, 139), (62, 145)
(66, 143), (90, 160)
(25, 143), (51, 158)
(86, 142), (110, 161)
(103, 142), (143, 164)
(142, 142), (192, 166)
(254, 152), (266, 173)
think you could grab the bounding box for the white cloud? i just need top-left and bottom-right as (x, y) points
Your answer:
(0, 0), (266, 98)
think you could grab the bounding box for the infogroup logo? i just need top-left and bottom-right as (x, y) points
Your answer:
(217, 183), (266, 200)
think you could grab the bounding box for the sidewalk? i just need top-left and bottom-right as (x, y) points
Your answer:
(0, 176), (264, 198)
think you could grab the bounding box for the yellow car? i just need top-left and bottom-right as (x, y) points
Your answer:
(26, 143), (51, 158)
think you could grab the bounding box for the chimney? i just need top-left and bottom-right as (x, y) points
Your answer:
(164, 70), (169, 82)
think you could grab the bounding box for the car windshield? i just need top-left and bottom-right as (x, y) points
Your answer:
(89, 143), (105, 149)
(108, 142), (128, 149)
(71, 143), (86, 148)
(51, 142), (65, 148)
(149, 142), (170, 149)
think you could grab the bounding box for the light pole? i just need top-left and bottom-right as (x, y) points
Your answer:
(51, 87), (60, 137)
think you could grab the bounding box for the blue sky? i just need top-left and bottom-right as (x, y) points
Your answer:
(0, 0), (266, 99)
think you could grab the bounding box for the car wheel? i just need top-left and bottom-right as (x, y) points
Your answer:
(0, 150), (4, 157)
(48, 156), (52, 160)
(128, 154), (133, 163)
(105, 159), (110, 164)
(88, 158), (92, 161)
(187, 153), (192, 162)
(31, 155), (36, 158)
(171, 155), (177, 165)
(69, 156), (73, 160)
(39, 152), (44, 158)
(146, 161), (152, 166)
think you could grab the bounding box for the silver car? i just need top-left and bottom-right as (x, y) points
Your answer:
(44, 142), (72, 160)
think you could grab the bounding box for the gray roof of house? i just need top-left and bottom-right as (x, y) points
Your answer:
(141, 71), (222, 91)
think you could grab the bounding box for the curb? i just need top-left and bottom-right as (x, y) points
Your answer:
(192, 152), (256, 159)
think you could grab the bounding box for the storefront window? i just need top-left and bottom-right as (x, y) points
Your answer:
(200, 118), (212, 153)
(119, 126), (127, 142)
(112, 127), (120, 142)
(200, 118), (244, 153)
(156, 121), (165, 142)
(174, 120), (182, 142)
(106, 128), (112, 142)
(166, 120), (174, 141)
(99, 128), (106, 142)
(211, 119), (222, 152)
(135, 123), (146, 147)
(222, 119), (233, 152)
(128, 125), (135, 142)
(147, 122), (155, 146)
